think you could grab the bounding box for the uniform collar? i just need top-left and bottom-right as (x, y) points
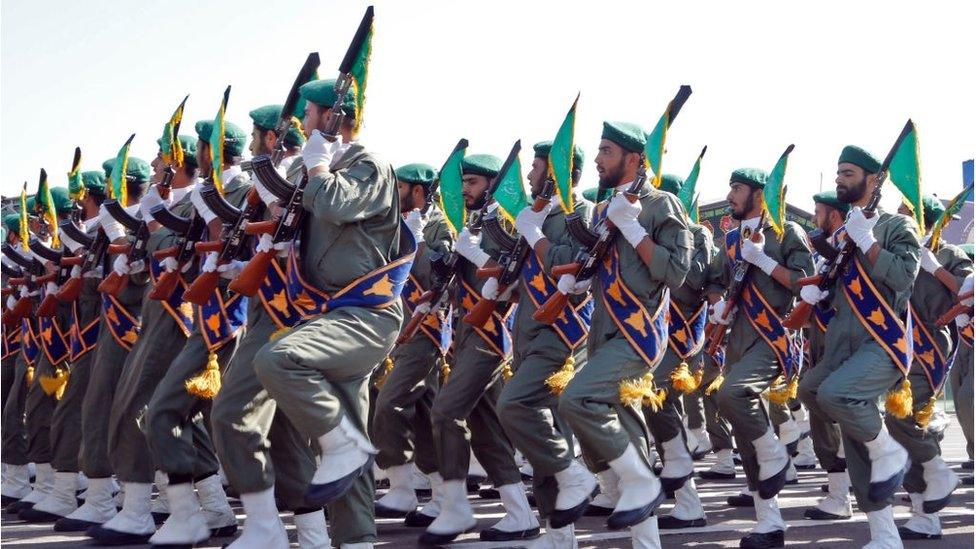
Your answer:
(740, 216), (761, 233)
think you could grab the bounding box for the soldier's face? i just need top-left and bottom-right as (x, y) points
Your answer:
(303, 103), (328, 136)
(813, 203), (834, 232)
(462, 174), (490, 209)
(727, 183), (759, 220)
(835, 163), (870, 204)
(250, 126), (271, 157)
(896, 203), (912, 217)
(527, 157), (548, 197)
(151, 152), (165, 183)
(595, 139), (628, 188)
(197, 140), (210, 176)
(398, 181), (424, 213)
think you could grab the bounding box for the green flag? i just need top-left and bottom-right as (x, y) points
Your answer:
(437, 139), (468, 234)
(344, 6), (374, 136)
(643, 85), (692, 187)
(19, 183), (29, 251)
(677, 146), (706, 219)
(690, 194), (701, 224)
(35, 169), (60, 247)
(161, 95), (188, 168)
(763, 144), (795, 239)
(887, 120), (924, 232)
(210, 86), (231, 195)
(930, 183), (973, 250)
(110, 134), (135, 207)
(492, 140), (528, 222)
(549, 94), (579, 214)
(67, 147), (84, 200)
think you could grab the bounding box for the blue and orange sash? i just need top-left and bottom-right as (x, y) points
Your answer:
(20, 319), (39, 366)
(2, 323), (21, 360)
(286, 220), (417, 320)
(910, 305), (949, 393)
(198, 290), (248, 353)
(522, 252), (592, 350)
(599, 247), (669, 367)
(841, 257), (912, 376)
(960, 322), (974, 349)
(668, 301), (707, 359)
(69, 300), (100, 361)
(101, 294), (140, 351)
(149, 258), (194, 337)
(402, 273), (452, 354)
(257, 259), (303, 329)
(725, 230), (800, 378)
(38, 316), (70, 366)
(457, 279), (514, 357)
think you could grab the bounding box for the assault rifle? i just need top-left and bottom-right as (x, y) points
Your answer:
(96, 200), (150, 296)
(2, 243), (45, 323)
(148, 205), (205, 301)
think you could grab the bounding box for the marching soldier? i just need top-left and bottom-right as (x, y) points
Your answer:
(797, 145), (921, 548)
(802, 190), (854, 521)
(707, 167), (814, 548)
(556, 121), (692, 547)
(371, 163), (453, 523)
(948, 266), (973, 482)
(211, 104), (331, 548)
(420, 153), (538, 544)
(500, 140), (593, 546)
(252, 77), (412, 548)
(888, 195), (970, 540)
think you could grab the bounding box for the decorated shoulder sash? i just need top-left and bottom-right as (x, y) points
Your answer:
(457, 278), (514, 358)
(909, 304), (949, 393)
(101, 294), (140, 351)
(150, 258), (194, 338)
(38, 316), (70, 366)
(20, 319), (39, 366)
(841, 257), (912, 376)
(286, 220), (417, 320)
(257, 258), (303, 330)
(3, 323), (22, 360)
(725, 230), (800, 379)
(668, 301), (707, 360)
(522, 251), (592, 350)
(811, 250), (836, 333)
(402, 273), (452, 354)
(198, 291), (248, 353)
(70, 299), (100, 361)
(598, 247), (669, 367)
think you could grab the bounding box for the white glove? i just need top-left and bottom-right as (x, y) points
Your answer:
(709, 299), (734, 325)
(800, 284), (828, 305)
(455, 227), (490, 267)
(98, 204), (128, 241)
(201, 251), (219, 273)
(255, 233), (275, 254)
(740, 232), (779, 275)
(190, 186), (218, 224)
(128, 260), (145, 274)
(302, 130), (343, 171)
(6, 294), (16, 310)
(404, 209), (427, 243)
(46, 281), (59, 295)
(481, 277), (500, 300)
(112, 255), (130, 277)
(607, 193), (647, 248)
(254, 176), (280, 206)
(956, 314), (972, 327)
(414, 301), (432, 316)
(845, 207), (878, 253)
(557, 273), (591, 296)
(161, 256), (179, 273)
(960, 273), (973, 306)
(139, 186), (165, 221)
(919, 247), (940, 274)
(217, 260), (244, 279)
(70, 265), (81, 279)
(514, 202), (551, 247)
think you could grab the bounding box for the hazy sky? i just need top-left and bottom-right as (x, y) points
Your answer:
(2, 0), (974, 213)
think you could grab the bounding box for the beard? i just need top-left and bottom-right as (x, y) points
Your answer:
(729, 192), (756, 221)
(597, 158), (626, 189)
(400, 190), (418, 213)
(836, 175), (868, 204)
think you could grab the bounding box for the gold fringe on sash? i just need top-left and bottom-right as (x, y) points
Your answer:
(885, 378), (913, 419)
(914, 395), (938, 429)
(25, 365), (35, 388)
(501, 360), (514, 382)
(545, 356), (576, 395)
(439, 357), (451, 384)
(619, 373), (668, 412)
(39, 366), (69, 400)
(767, 375), (799, 405)
(704, 373), (724, 396)
(670, 362), (700, 394)
(185, 352), (221, 399)
(374, 356), (394, 389)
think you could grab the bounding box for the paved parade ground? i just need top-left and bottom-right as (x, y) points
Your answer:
(3, 418), (973, 548)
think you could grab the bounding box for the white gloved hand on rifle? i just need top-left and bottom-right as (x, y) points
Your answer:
(606, 193), (647, 248)
(514, 202), (551, 247)
(455, 227), (490, 268)
(404, 209), (427, 243)
(844, 207), (878, 253)
(740, 232), (779, 275)
(709, 299), (734, 325)
(302, 130), (344, 171)
(557, 273), (591, 295)
(800, 284), (828, 305)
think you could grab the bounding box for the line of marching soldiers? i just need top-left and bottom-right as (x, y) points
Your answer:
(2, 86), (974, 549)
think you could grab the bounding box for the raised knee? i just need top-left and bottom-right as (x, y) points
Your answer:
(816, 383), (845, 416)
(253, 341), (287, 389)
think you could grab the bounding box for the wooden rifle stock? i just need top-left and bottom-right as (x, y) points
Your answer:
(463, 297), (498, 327)
(97, 244), (134, 296)
(6, 295), (34, 324)
(396, 291), (437, 344)
(184, 270), (220, 305)
(149, 270), (180, 301)
(551, 262), (581, 278)
(195, 241), (223, 254)
(244, 220), (277, 236)
(476, 265), (503, 279)
(534, 291), (570, 324)
(37, 293), (60, 318)
(705, 321), (726, 355)
(228, 249), (273, 297)
(56, 276), (83, 302)
(936, 291), (975, 327)
(782, 276), (824, 329)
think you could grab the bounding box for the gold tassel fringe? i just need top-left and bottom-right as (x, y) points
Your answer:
(440, 358), (451, 385)
(25, 365), (35, 387)
(374, 356), (394, 389)
(768, 375), (798, 405)
(670, 362), (699, 394)
(545, 356), (576, 395)
(704, 373), (725, 396)
(914, 395), (938, 429)
(185, 352), (221, 399)
(39, 367), (69, 400)
(885, 378), (913, 419)
(501, 360), (514, 381)
(619, 373), (668, 411)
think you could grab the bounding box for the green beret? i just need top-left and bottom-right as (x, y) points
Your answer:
(103, 157), (151, 183)
(921, 194), (947, 229)
(461, 154), (503, 178)
(3, 214), (20, 235)
(155, 135), (199, 168)
(533, 140), (585, 170)
(601, 121), (646, 153)
(49, 187), (73, 214)
(730, 168), (767, 189)
(298, 79), (356, 116)
(195, 120), (248, 158)
(961, 243), (974, 261)
(81, 171), (106, 195)
(838, 145), (881, 174)
(813, 190), (850, 215)
(396, 163), (437, 187)
(249, 104), (306, 148)
(25, 195), (36, 213)
(658, 173), (683, 195)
